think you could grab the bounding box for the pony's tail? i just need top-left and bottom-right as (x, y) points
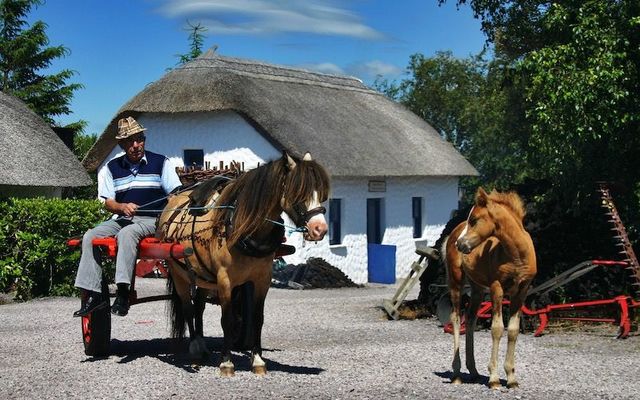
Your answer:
(166, 274), (186, 340)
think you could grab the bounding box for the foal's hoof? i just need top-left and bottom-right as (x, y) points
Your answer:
(219, 361), (235, 377)
(507, 381), (519, 389)
(252, 365), (267, 376)
(489, 381), (502, 390)
(451, 376), (463, 385)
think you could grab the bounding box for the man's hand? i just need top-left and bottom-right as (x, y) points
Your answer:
(104, 198), (139, 216)
(119, 202), (138, 217)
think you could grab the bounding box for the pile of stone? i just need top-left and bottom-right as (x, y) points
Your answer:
(272, 257), (361, 289)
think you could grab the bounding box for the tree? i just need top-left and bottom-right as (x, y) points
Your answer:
(416, 0), (640, 302)
(374, 51), (534, 193)
(441, 0), (640, 236)
(438, 0), (640, 200)
(174, 21), (207, 66)
(0, 0), (82, 125)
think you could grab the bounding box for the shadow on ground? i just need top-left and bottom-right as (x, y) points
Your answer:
(82, 337), (324, 375)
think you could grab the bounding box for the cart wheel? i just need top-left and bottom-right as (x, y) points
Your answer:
(436, 294), (452, 326)
(81, 281), (111, 357)
(230, 281), (254, 351)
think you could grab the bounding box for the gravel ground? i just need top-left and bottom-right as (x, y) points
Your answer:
(1, 278), (639, 400)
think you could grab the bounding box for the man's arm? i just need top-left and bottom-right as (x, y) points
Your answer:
(97, 163), (137, 217)
(161, 157), (183, 194)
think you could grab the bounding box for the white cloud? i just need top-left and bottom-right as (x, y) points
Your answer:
(156, 0), (384, 39)
(347, 60), (402, 79)
(298, 62), (345, 75)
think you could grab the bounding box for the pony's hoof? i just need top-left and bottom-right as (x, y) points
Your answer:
(489, 381), (501, 390)
(252, 365), (267, 376)
(507, 381), (519, 389)
(451, 376), (463, 385)
(219, 361), (235, 377)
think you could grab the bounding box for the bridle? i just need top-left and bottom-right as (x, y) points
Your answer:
(288, 202), (327, 228)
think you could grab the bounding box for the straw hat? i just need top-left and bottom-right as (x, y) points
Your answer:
(116, 117), (146, 140)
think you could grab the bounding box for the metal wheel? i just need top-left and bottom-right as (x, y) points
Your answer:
(436, 293), (453, 326)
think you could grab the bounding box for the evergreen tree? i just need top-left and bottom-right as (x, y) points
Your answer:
(0, 0), (82, 125)
(175, 21), (207, 65)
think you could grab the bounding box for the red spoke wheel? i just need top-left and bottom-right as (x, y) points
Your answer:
(80, 281), (111, 356)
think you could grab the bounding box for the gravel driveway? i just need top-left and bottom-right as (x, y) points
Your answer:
(1, 278), (639, 399)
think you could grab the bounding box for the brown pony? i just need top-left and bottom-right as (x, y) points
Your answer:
(157, 152), (330, 376)
(442, 187), (536, 389)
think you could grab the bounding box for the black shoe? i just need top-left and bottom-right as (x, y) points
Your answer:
(73, 291), (107, 317)
(111, 295), (129, 316)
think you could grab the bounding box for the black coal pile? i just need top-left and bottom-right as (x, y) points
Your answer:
(272, 257), (361, 289)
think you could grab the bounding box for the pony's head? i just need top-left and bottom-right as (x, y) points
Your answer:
(215, 152), (331, 246)
(455, 187), (526, 254)
(281, 152), (331, 241)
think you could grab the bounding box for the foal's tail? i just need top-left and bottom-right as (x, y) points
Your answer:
(166, 274), (186, 340)
(440, 235), (450, 271)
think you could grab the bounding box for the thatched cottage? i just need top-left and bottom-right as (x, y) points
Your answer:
(0, 91), (91, 197)
(83, 50), (477, 284)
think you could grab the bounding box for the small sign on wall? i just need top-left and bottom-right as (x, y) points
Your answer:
(368, 180), (386, 192)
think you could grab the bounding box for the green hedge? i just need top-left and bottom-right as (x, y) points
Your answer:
(0, 198), (111, 300)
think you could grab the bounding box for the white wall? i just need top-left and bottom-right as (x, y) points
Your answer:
(101, 111), (460, 284)
(282, 176), (459, 283)
(100, 111), (282, 171)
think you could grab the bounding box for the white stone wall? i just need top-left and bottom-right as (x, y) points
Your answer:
(282, 176), (459, 284)
(100, 111), (282, 171)
(100, 111), (460, 284)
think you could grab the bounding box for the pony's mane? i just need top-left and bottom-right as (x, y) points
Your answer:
(487, 190), (526, 221)
(212, 155), (330, 246)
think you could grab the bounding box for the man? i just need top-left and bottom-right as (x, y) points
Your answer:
(73, 116), (182, 317)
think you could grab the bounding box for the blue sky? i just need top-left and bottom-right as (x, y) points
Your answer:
(29, 0), (486, 135)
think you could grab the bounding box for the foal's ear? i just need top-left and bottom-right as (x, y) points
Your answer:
(283, 151), (297, 170)
(476, 187), (488, 207)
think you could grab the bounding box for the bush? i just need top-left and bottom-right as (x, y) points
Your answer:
(0, 198), (110, 300)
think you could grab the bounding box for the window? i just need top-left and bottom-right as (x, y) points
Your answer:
(184, 149), (204, 168)
(329, 198), (342, 245)
(412, 197), (422, 238)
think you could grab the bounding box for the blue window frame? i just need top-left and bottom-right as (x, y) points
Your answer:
(412, 197), (422, 238)
(329, 198), (342, 245)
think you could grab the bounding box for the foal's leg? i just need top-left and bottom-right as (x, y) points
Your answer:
(488, 282), (504, 389)
(449, 286), (463, 384)
(465, 283), (483, 381)
(504, 292), (526, 389)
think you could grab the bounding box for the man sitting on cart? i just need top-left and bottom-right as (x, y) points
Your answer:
(73, 116), (182, 318)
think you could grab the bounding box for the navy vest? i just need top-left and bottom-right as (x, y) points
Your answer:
(107, 151), (168, 216)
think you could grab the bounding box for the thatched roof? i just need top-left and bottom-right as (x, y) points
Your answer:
(0, 91), (92, 187)
(84, 50), (478, 177)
